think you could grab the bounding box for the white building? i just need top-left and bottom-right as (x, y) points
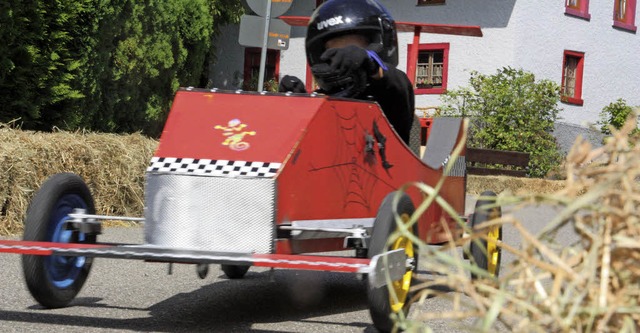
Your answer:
(210, 0), (639, 129)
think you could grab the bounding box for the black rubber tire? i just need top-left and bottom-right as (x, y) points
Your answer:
(367, 192), (417, 333)
(221, 264), (250, 279)
(469, 191), (502, 280)
(22, 173), (96, 308)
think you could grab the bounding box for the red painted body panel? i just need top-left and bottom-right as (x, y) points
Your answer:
(272, 96), (465, 246)
(155, 91), (322, 163)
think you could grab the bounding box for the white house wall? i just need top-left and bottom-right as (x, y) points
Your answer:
(511, 1), (639, 126)
(210, 0), (639, 128)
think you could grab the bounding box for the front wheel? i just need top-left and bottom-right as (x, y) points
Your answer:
(367, 192), (418, 333)
(221, 264), (250, 279)
(22, 173), (96, 308)
(469, 191), (502, 280)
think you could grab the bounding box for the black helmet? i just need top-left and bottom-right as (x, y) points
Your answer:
(306, 0), (398, 69)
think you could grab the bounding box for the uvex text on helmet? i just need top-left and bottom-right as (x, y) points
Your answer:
(306, 0), (398, 68)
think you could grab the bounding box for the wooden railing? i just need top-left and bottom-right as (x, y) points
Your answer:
(466, 148), (531, 177)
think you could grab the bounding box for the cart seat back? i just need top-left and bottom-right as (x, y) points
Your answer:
(422, 117), (462, 170)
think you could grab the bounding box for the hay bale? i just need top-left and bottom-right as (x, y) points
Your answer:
(0, 125), (157, 235)
(467, 175), (565, 195)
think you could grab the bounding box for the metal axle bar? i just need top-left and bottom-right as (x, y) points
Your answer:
(68, 210), (144, 223)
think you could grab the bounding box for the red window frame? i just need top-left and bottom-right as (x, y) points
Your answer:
(243, 48), (280, 91)
(406, 43), (449, 95)
(561, 50), (585, 106)
(613, 0), (637, 32)
(565, 0), (591, 20)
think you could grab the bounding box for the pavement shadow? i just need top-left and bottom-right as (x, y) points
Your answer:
(0, 268), (375, 332)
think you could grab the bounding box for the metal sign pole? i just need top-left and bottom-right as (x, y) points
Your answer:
(257, 0), (273, 92)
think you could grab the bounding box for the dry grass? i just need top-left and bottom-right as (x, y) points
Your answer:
(0, 125), (157, 235)
(398, 118), (640, 332)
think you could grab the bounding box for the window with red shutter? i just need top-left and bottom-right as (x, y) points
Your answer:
(561, 50), (585, 106)
(613, 0), (637, 32)
(565, 0), (591, 20)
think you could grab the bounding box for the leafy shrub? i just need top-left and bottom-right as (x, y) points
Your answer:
(0, 1), (243, 137)
(440, 67), (563, 178)
(598, 98), (639, 136)
(243, 77), (279, 92)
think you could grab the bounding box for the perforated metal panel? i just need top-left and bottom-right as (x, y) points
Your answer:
(144, 173), (276, 254)
(409, 115), (422, 156)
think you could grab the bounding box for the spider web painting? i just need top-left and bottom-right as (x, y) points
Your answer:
(308, 104), (395, 212)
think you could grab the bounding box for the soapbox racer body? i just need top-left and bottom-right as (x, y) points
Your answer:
(0, 88), (501, 332)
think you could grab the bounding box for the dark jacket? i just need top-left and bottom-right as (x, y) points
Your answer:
(360, 66), (414, 144)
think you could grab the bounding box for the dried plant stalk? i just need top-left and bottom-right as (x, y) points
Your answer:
(399, 116), (640, 332)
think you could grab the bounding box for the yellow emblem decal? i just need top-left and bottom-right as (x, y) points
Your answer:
(214, 119), (256, 151)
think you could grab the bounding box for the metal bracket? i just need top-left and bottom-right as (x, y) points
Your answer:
(367, 249), (409, 289)
(66, 208), (102, 235)
(343, 226), (370, 249)
(279, 224), (371, 251)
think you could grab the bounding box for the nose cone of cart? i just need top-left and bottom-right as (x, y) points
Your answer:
(150, 89), (324, 175)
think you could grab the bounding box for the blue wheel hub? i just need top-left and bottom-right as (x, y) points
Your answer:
(45, 194), (88, 289)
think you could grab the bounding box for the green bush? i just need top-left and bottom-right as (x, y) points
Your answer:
(0, 0), (243, 137)
(598, 98), (639, 136)
(440, 67), (563, 178)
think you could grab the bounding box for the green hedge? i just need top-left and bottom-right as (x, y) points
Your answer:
(0, 0), (242, 137)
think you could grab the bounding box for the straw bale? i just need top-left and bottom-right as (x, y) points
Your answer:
(0, 125), (157, 235)
(467, 175), (566, 195)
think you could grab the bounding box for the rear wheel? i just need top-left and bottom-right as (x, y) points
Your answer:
(221, 264), (250, 279)
(367, 192), (417, 333)
(22, 173), (96, 308)
(469, 191), (502, 279)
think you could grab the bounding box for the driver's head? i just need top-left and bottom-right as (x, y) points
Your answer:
(306, 0), (398, 92)
(324, 33), (369, 50)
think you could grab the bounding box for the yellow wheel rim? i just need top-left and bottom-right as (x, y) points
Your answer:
(485, 208), (501, 276)
(486, 225), (500, 276)
(389, 213), (414, 313)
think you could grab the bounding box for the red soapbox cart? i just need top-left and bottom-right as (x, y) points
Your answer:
(0, 88), (502, 332)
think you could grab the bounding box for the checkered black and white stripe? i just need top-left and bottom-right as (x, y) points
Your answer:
(147, 157), (281, 178)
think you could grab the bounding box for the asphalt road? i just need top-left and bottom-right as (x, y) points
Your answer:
(0, 197), (570, 333)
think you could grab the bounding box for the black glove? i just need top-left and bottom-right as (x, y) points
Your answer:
(278, 75), (307, 93)
(311, 62), (368, 98)
(311, 45), (381, 98)
(320, 45), (380, 78)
